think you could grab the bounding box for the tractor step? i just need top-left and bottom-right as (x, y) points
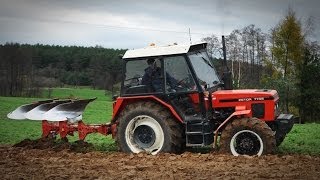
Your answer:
(185, 118), (214, 147)
(186, 132), (213, 135)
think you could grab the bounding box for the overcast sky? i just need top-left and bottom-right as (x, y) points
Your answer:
(0, 0), (319, 49)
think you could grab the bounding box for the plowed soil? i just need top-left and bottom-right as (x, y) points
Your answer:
(0, 139), (319, 179)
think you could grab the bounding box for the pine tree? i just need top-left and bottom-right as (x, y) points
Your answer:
(271, 8), (304, 113)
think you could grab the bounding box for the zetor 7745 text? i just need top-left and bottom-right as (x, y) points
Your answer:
(7, 41), (294, 156)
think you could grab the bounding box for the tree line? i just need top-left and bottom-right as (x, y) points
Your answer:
(0, 44), (126, 96)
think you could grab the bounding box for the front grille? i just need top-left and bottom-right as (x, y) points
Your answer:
(252, 103), (265, 118)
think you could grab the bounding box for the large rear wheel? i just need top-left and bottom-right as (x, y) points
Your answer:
(116, 101), (184, 154)
(220, 118), (276, 156)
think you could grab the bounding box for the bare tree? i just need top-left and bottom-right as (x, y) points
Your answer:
(201, 35), (221, 58)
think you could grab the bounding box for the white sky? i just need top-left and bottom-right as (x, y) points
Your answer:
(0, 0), (319, 49)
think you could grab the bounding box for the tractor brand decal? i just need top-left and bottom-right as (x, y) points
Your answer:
(238, 97), (264, 101)
(254, 97), (265, 101)
(238, 98), (252, 101)
(220, 96), (273, 103)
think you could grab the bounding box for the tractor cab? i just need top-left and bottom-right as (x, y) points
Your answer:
(121, 43), (219, 118)
(122, 43), (220, 95)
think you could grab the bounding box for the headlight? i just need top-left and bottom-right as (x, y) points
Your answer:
(274, 102), (280, 117)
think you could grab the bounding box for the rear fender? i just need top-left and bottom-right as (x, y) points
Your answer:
(112, 95), (183, 123)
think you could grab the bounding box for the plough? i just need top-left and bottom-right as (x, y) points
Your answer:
(7, 98), (117, 141)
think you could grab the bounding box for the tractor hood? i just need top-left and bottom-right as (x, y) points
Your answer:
(212, 89), (279, 103)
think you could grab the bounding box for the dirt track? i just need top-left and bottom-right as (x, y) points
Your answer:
(1, 144), (319, 180)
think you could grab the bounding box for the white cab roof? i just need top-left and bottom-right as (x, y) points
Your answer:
(123, 42), (207, 59)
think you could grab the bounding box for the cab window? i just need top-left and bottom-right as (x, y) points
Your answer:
(122, 59), (163, 95)
(164, 56), (196, 93)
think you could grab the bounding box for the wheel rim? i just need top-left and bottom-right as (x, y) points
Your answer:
(230, 130), (263, 156)
(125, 115), (164, 155)
(133, 125), (156, 148)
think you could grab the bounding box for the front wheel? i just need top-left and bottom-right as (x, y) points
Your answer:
(220, 118), (276, 156)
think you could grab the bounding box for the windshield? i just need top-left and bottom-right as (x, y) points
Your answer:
(188, 51), (220, 88)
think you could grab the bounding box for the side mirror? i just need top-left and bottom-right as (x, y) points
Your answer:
(222, 71), (233, 90)
(112, 95), (119, 101)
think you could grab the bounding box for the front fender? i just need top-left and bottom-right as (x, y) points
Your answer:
(214, 108), (251, 134)
(213, 107), (251, 148)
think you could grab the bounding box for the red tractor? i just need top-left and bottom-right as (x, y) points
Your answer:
(113, 41), (294, 156)
(8, 40), (294, 156)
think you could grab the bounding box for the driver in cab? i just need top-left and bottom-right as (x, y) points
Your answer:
(142, 58), (177, 92)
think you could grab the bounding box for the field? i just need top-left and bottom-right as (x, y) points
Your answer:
(1, 88), (320, 179)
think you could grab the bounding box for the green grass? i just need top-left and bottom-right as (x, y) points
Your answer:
(1, 88), (320, 155)
(277, 123), (320, 155)
(0, 88), (116, 151)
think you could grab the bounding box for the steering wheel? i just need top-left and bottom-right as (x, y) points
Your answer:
(125, 75), (142, 86)
(177, 77), (189, 86)
(174, 77), (192, 92)
(125, 75), (142, 82)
